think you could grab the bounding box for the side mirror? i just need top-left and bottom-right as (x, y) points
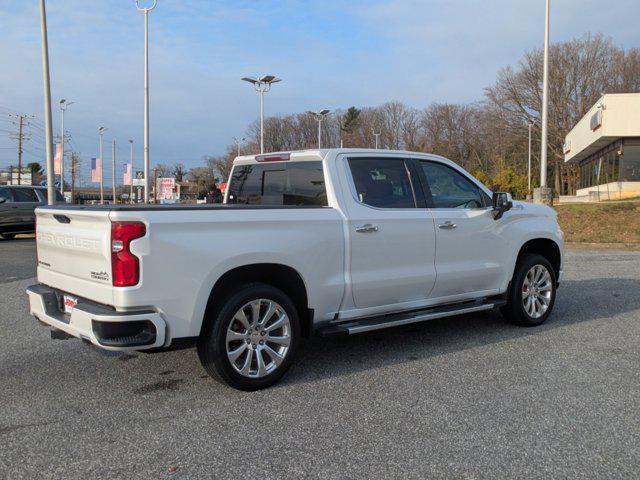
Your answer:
(492, 192), (513, 220)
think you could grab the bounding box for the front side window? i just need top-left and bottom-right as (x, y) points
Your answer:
(348, 158), (415, 208)
(420, 161), (485, 209)
(0, 188), (12, 203)
(10, 188), (38, 202)
(227, 161), (327, 206)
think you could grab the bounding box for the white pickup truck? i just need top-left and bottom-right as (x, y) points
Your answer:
(27, 149), (563, 390)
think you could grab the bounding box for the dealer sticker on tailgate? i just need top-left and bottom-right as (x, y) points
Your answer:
(63, 295), (78, 314)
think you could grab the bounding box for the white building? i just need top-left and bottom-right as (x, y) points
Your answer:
(564, 93), (640, 201)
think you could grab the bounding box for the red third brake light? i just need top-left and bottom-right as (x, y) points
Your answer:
(255, 153), (291, 162)
(111, 221), (146, 287)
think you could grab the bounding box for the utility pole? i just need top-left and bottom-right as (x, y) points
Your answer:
(136, 0), (157, 204)
(17, 115), (24, 185)
(307, 110), (330, 149)
(129, 139), (134, 204)
(70, 152), (79, 204)
(112, 139), (117, 203)
(534, 0), (553, 206)
(39, 0), (55, 204)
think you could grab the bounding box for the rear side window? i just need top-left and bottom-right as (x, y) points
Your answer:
(227, 161), (327, 206)
(0, 188), (12, 203)
(348, 158), (415, 208)
(11, 188), (39, 202)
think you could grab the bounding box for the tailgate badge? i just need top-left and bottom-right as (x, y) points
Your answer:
(90, 271), (110, 282)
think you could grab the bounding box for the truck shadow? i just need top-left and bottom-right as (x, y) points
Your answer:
(286, 277), (640, 386)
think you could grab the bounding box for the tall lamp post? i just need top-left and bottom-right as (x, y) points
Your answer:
(527, 120), (535, 195)
(372, 129), (381, 149)
(307, 109), (330, 149)
(534, 0), (553, 206)
(98, 127), (107, 204)
(135, 0), (157, 204)
(233, 136), (245, 157)
(241, 75), (281, 153)
(58, 99), (73, 195)
(39, 0), (55, 205)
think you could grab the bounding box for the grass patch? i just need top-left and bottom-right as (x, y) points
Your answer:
(555, 201), (640, 243)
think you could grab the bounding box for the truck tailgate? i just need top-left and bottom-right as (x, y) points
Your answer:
(36, 208), (114, 305)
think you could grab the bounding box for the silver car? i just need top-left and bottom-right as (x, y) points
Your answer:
(0, 186), (64, 239)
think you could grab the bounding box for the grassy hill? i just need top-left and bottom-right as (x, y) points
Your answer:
(555, 201), (640, 244)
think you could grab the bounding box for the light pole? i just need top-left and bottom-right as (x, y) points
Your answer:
(535, 0), (553, 206)
(39, 0), (55, 205)
(98, 127), (107, 204)
(129, 139), (134, 203)
(233, 136), (245, 157)
(372, 129), (381, 149)
(112, 140), (117, 203)
(59, 99), (74, 196)
(136, 0), (157, 204)
(241, 75), (282, 153)
(307, 109), (330, 149)
(528, 120), (534, 195)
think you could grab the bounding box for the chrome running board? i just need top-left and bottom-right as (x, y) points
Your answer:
(317, 299), (505, 337)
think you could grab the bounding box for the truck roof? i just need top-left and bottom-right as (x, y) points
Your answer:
(232, 148), (446, 166)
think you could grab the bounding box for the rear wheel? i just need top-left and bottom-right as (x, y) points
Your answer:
(197, 283), (300, 391)
(501, 253), (556, 327)
(0, 233), (16, 240)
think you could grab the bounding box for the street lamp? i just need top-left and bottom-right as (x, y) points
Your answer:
(241, 75), (281, 153)
(307, 109), (330, 149)
(372, 128), (381, 149)
(233, 136), (245, 157)
(527, 119), (535, 195)
(98, 126), (107, 204)
(59, 99), (74, 196)
(135, 0), (157, 204)
(39, 0), (55, 205)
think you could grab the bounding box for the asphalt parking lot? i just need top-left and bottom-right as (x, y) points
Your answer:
(1, 239), (639, 479)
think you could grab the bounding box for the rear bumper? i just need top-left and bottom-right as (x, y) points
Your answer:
(26, 284), (166, 351)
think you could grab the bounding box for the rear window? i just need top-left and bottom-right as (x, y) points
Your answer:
(11, 188), (39, 202)
(227, 161), (327, 206)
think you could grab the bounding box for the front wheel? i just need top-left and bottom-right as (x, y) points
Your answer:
(501, 253), (557, 327)
(197, 283), (300, 391)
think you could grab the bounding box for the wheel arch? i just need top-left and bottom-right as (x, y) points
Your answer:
(199, 263), (313, 338)
(516, 238), (562, 281)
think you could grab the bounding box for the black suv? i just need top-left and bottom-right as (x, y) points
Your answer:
(0, 186), (64, 239)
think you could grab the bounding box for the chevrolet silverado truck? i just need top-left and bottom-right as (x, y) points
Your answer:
(27, 149), (563, 390)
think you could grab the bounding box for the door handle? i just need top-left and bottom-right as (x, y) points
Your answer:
(438, 221), (457, 229)
(355, 224), (379, 233)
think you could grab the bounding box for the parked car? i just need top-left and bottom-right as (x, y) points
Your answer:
(27, 149), (564, 390)
(0, 185), (64, 239)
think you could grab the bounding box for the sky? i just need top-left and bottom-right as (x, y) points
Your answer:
(0, 0), (638, 182)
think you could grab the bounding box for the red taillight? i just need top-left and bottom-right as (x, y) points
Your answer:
(111, 221), (146, 287)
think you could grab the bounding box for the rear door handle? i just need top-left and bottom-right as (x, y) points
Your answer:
(438, 221), (457, 229)
(355, 224), (379, 233)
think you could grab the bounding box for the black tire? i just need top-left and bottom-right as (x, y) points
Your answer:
(500, 253), (557, 327)
(197, 283), (300, 391)
(0, 233), (16, 240)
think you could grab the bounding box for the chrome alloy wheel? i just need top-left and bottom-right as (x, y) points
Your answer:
(225, 299), (292, 378)
(521, 264), (553, 319)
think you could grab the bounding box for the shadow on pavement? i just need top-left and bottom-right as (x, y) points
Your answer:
(283, 277), (640, 386)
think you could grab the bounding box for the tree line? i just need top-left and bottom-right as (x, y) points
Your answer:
(167, 34), (640, 199)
